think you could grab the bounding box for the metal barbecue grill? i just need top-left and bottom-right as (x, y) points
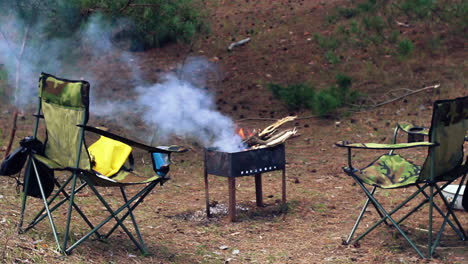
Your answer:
(204, 144), (287, 222)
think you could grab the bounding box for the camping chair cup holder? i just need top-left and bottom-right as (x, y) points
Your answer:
(16, 73), (186, 255)
(407, 127), (426, 143)
(337, 95), (468, 259)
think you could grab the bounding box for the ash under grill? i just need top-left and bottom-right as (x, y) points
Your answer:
(203, 144), (287, 222)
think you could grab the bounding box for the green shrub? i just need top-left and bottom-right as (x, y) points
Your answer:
(362, 16), (385, 35)
(269, 74), (358, 117)
(314, 91), (341, 116)
(398, 38), (414, 57)
(350, 20), (362, 35)
(313, 34), (340, 50)
(357, 0), (378, 12)
(268, 83), (315, 111)
(337, 7), (360, 19)
(0, 66), (7, 98)
(325, 51), (341, 64)
(1, 0), (208, 50)
(400, 0), (436, 19)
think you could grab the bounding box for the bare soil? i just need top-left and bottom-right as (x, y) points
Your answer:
(0, 0), (467, 263)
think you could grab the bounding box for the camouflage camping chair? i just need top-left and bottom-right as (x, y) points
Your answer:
(18, 73), (186, 255)
(336, 96), (468, 258)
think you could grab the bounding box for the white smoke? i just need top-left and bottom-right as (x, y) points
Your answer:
(0, 9), (244, 152)
(136, 73), (244, 152)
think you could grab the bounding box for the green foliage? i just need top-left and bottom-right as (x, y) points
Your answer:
(269, 83), (315, 111)
(313, 34), (339, 50)
(362, 16), (385, 35)
(325, 51), (341, 64)
(0, 66), (7, 98)
(357, 0), (378, 12)
(314, 91), (341, 117)
(400, 0), (436, 19)
(0, 0), (208, 50)
(350, 20), (362, 35)
(269, 74), (359, 117)
(398, 38), (414, 57)
(337, 7), (360, 19)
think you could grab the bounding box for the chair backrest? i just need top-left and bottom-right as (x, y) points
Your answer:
(419, 96), (468, 181)
(37, 73), (91, 170)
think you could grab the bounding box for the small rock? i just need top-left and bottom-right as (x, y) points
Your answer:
(232, 249), (240, 255)
(219, 245), (229, 250)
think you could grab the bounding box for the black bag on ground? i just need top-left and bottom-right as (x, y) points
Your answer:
(20, 137), (54, 198)
(1, 136), (54, 198)
(23, 158), (54, 199)
(0, 146), (28, 176)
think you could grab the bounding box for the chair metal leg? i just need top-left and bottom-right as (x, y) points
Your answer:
(24, 181), (99, 239)
(104, 181), (159, 239)
(31, 159), (62, 252)
(352, 175), (426, 258)
(17, 157), (32, 234)
(431, 177), (467, 255)
(65, 180), (158, 254)
(120, 186), (148, 254)
(344, 186), (377, 245)
(398, 183), (461, 237)
(62, 171), (79, 254)
(428, 184), (434, 258)
(436, 177), (467, 238)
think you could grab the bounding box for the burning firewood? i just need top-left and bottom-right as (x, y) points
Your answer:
(258, 116), (297, 138)
(251, 128), (298, 149)
(241, 116), (298, 149)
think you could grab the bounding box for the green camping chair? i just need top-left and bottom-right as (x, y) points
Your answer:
(17, 72), (186, 255)
(336, 96), (468, 258)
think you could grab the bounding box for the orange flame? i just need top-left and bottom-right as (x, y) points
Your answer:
(235, 126), (255, 140)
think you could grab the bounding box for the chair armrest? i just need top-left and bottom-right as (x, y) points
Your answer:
(78, 125), (188, 153)
(335, 141), (437, 149)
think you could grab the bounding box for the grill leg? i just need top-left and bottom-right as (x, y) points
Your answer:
(282, 169), (287, 211)
(204, 170), (211, 218)
(228, 177), (236, 222)
(255, 173), (264, 207)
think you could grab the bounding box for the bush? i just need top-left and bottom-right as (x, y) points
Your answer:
(400, 0), (436, 19)
(398, 38), (414, 57)
(269, 83), (315, 111)
(269, 74), (358, 117)
(314, 91), (341, 116)
(0, 67), (6, 98)
(313, 34), (340, 50)
(325, 51), (341, 64)
(362, 16), (385, 35)
(1, 0), (207, 51)
(337, 7), (360, 19)
(357, 0), (378, 12)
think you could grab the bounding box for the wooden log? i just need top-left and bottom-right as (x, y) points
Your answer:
(258, 116), (297, 138)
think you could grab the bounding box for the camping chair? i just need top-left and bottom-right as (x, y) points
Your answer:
(336, 95), (468, 258)
(17, 72), (186, 255)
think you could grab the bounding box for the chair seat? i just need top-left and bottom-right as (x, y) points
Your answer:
(355, 154), (421, 189)
(35, 154), (163, 187)
(88, 170), (164, 187)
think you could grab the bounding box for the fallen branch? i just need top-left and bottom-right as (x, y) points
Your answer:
(348, 84), (440, 110)
(4, 109), (18, 157)
(227, 38), (251, 51)
(4, 25), (30, 157)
